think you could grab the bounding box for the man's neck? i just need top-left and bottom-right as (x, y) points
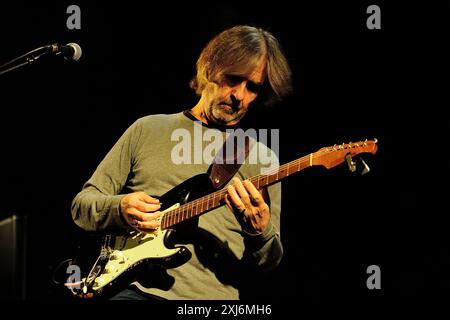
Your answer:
(189, 103), (208, 124)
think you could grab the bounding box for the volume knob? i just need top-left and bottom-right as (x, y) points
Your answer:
(104, 264), (115, 273)
(110, 250), (125, 262)
(94, 276), (105, 285)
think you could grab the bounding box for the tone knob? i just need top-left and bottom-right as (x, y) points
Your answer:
(110, 250), (125, 262)
(104, 264), (115, 273)
(94, 276), (105, 285)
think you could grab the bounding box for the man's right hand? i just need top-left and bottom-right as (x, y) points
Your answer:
(119, 192), (161, 233)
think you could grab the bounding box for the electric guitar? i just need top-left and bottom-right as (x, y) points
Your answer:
(69, 139), (378, 297)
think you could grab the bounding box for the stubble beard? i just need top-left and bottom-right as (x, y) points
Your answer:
(208, 103), (246, 126)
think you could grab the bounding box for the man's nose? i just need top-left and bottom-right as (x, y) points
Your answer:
(231, 82), (247, 101)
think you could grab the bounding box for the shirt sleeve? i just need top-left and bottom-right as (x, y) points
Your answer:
(71, 120), (142, 231)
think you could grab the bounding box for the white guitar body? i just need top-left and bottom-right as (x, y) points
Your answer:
(84, 203), (182, 293)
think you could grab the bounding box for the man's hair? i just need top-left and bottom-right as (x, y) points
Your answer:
(190, 25), (292, 106)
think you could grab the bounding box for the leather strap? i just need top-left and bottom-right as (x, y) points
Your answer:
(208, 130), (255, 189)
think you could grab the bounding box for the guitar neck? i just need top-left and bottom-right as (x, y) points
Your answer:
(160, 139), (378, 230)
(160, 153), (314, 230)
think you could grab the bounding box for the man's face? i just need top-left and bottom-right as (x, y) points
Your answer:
(204, 56), (266, 126)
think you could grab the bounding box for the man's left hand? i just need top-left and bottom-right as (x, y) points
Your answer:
(225, 177), (270, 235)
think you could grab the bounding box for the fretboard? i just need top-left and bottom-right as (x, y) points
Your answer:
(160, 152), (315, 230)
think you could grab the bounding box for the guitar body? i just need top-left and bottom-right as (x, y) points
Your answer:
(76, 173), (215, 296)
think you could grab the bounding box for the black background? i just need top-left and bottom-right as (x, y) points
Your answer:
(0, 0), (448, 304)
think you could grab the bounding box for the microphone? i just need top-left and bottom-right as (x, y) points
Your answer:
(0, 42), (82, 75)
(48, 43), (82, 61)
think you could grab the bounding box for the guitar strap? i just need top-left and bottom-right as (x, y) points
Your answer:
(207, 130), (255, 189)
(182, 109), (255, 190)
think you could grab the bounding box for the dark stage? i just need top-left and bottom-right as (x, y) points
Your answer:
(0, 1), (448, 306)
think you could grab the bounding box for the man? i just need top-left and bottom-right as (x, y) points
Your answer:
(72, 25), (292, 300)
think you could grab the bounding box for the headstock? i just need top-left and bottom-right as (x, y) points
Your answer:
(314, 139), (378, 169)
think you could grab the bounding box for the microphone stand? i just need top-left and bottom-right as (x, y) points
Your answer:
(0, 45), (54, 76)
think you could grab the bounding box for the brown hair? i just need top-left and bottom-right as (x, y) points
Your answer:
(190, 25), (292, 106)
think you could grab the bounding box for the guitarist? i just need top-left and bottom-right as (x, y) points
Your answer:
(71, 25), (292, 300)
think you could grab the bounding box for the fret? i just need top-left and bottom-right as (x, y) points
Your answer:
(193, 200), (198, 217)
(208, 195), (214, 208)
(290, 163), (295, 174)
(278, 167), (286, 180)
(255, 176), (264, 188)
(176, 210), (180, 224)
(269, 173), (277, 184)
(192, 201), (197, 217)
(186, 203), (191, 219)
(214, 195), (220, 207)
(218, 191), (225, 205)
(192, 202), (196, 217)
(172, 211), (177, 225)
(167, 212), (172, 227)
(161, 216), (167, 229)
(187, 202), (192, 219)
(256, 176), (261, 187)
(196, 200), (201, 214)
(191, 204), (196, 217)
(299, 160), (304, 170)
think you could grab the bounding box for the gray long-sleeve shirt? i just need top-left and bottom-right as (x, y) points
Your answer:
(71, 112), (283, 299)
